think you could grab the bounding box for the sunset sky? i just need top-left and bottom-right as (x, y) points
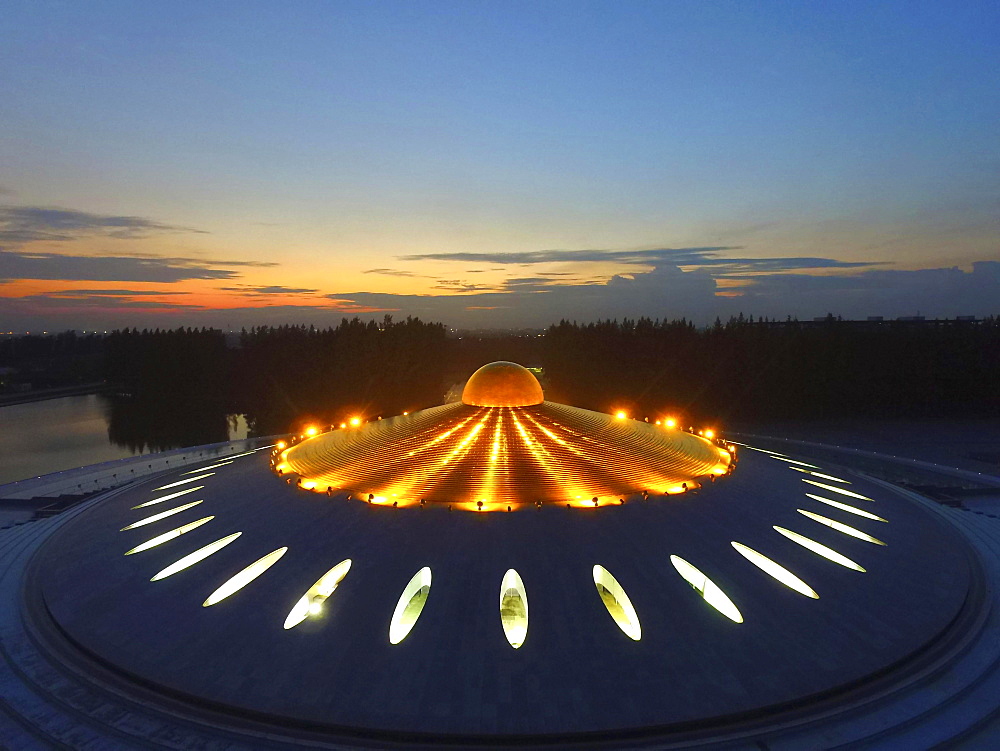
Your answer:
(2, 1), (998, 331)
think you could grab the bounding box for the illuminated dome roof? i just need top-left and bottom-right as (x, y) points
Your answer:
(32, 442), (975, 743)
(275, 362), (729, 507)
(461, 360), (544, 407)
(15, 362), (985, 747)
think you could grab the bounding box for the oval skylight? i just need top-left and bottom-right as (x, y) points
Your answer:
(791, 467), (851, 484)
(593, 565), (641, 640)
(731, 542), (819, 598)
(801, 479), (872, 501)
(120, 500), (203, 530)
(500, 569), (528, 648)
(283, 558), (353, 630)
(773, 456), (819, 468)
(182, 460), (233, 474)
(389, 567), (432, 644)
(805, 493), (887, 522)
(669, 555), (743, 623)
(154, 473), (215, 491)
(124, 516), (214, 555)
(203, 547), (287, 607)
(797, 509), (887, 545)
(132, 485), (203, 509)
(773, 526), (865, 572)
(150, 532), (241, 581)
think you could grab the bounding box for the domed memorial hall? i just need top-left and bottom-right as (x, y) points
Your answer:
(2, 362), (995, 749)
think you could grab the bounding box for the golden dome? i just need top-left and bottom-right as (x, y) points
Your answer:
(462, 361), (544, 407)
(275, 359), (732, 510)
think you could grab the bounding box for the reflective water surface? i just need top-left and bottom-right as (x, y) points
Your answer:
(0, 395), (247, 485)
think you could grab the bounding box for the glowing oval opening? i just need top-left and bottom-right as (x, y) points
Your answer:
(283, 559), (352, 629)
(773, 526), (865, 572)
(772, 456), (819, 468)
(670, 555), (743, 623)
(802, 479), (872, 500)
(154, 473), (215, 491)
(797, 509), (887, 545)
(791, 467), (851, 484)
(389, 567), (432, 644)
(731, 541), (819, 598)
(120, 500), (202, 530)
(500, 569), (528, 648)
(150, 532), (241, 581)
(203, 547), (287, 607)
(124, 516), (214, 555)
(132, 485), (203, 509)
(182, 460), (233, 474)
(593, 565), (641, 640)
(805, 493), (887, 522)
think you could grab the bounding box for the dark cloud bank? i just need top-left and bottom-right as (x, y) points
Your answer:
(0, 205), (206, 245)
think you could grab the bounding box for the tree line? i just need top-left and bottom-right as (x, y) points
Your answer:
(5, 313), (997, 451)
(542, 315), (1000, 423)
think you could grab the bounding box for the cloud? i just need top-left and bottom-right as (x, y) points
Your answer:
(44, 288), (192, 297)
(727, 261), (1000, 319)
(16, 294), (202, 310)
(0, 205), (208, 245)
(398, 246), (884, 274)
(400, 247), (737, 265)
(323, 260), (999, 327)
(219, 285), (318, 295)
(328, 263), (719, 325)
(364, 267), (423, 277)
(0, 250), (274, 283)
(431, 279), (498, 292)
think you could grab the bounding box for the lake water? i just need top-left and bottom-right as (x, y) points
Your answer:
(0, 395), (248, 486)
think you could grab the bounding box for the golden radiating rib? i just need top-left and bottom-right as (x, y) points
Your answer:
(132, 486), (203, 509)
(125, 517), (214, 555)
(773, 526), (865, 571)
(731, 542), (819, 598)
(797, 509), (887, 545)
(121, 500), (203, 530)
(801, 479), (872, 501)
(805, 493), (887, 522)
(203, 547), (287, 607)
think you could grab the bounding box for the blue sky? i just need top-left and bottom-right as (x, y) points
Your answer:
(1, 1), (998, 330)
